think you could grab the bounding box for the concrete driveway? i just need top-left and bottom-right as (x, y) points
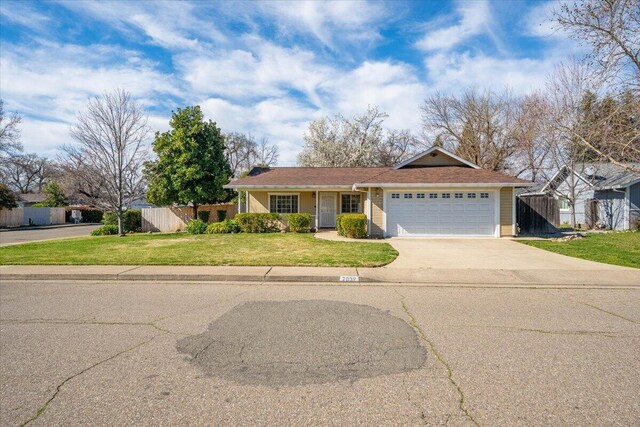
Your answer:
(0, 224), (99, 246)
(1, 280), (638, 426)
(385, 238), (630, 270)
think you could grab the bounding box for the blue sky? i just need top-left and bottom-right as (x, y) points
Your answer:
(0, 0), (580, 165)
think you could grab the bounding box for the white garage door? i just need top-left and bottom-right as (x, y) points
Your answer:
(386, 191), (495, 237)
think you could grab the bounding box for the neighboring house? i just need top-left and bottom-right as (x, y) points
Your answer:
(541, 163), (640, 230)
(225, 147), (532, 238)
(16, 193), (47, 208)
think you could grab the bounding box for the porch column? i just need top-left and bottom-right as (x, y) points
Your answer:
(315, 191), (319, 229)
(245, 191), (249, 213)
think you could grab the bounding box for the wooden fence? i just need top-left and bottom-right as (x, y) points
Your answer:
(0, 207), (66, 227)
(516, 195), (559, 235)
(141, 204), (236, 232)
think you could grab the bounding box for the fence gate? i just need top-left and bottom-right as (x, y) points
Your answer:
(516, 195), (559, 235)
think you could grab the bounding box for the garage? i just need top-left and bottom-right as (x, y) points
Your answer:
(385, 190), (496, 237)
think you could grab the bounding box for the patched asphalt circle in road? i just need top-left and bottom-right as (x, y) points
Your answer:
(177, 300), (426, 386)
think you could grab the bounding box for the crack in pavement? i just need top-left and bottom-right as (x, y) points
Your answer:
(445, 324), (630, 338)
(0, 318), (185, 335)
(574, 301), (638, 324)
(19, 334), (162, 426)
(394, 289), (479, 427)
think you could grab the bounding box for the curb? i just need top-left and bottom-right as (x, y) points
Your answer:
(0, 223), (100, 232)
(0, 273), (377, 283)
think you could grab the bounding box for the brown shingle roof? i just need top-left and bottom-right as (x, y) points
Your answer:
(227, 167), (391, 187)
(226, 166), (531, 187)
(358, 166), (531, 184)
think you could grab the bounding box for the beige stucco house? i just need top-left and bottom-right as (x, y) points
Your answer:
(225, 147), (532, 238)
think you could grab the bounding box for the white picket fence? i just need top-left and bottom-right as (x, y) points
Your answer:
(0, 207), (66, 227)
(141, 204), (236, 232)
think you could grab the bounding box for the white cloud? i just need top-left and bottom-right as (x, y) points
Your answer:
(415, 0), (492, 51)
(254, 0), (388, 49)
(424, 52), (558, 95)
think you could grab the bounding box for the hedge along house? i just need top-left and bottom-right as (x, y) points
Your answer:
(225, 147), (532, 238)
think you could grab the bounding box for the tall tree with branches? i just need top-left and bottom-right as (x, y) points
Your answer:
(0, 99), (23, 156)
(554, 0), (639, 88)
(145, 106), (231, 219)
(62, 89), (150, 236)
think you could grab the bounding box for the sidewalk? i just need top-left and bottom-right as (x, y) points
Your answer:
(1, 264), (639, 287)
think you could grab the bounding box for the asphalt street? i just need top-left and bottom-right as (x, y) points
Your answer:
(0, 225), (100, 246)
(1, 280), (638, 426)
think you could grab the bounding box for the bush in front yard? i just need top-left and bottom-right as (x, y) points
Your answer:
(65, 207), (104, 223)
(186, 219), (208, 234)
(101, 209), (142, 232)
(207, 219), (240, 234)
(288, 213), (312, 233)
(335, 214), (345, 236)
(340, 214), (367, 239)
(235, 213), (281, 233)
(91, 224), (119, 236)
(216, 209), (227, 222)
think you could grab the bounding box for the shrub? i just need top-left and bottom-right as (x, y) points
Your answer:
(198, 211), (210, 223)
(235, 213), (281, 233)
(207, 219), (241, 234)
(288, 213), (312, 233)
(101, 209), (142, 232)
(340, 214), (367, 239)
(65, 207), (104, 223)
(186, 219), (208, 234)
(216, 209), (227, 222)
(91, 224), (119, 236)
(335, 213), (345, 236)
(633, 218), (640, 231)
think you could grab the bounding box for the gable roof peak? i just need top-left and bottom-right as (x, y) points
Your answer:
(393, 146), (481, 170)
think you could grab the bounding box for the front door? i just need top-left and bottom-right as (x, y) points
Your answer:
(320, 194), (336, 227)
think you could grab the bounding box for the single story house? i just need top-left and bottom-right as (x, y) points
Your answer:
(225, 147), (532, 238)
(540, 162), (640, 230)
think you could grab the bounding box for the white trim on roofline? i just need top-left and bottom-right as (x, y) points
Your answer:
(352, 182), (533, 189)
(542, 165), (594, 193)
(224, 185), (354, 190)
(393, 146), (481, 170)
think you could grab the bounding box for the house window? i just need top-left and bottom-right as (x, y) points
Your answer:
(559, 198), (570, 211)
(468, 193), (476, 198)
(341, 194), (361, 213)
(429, 193), (438, 199)
(442, 193), (451, 199)
(391, 193), (400, 199)
(480, 193), (489, 199)
(455, 193), (463, 199)
(417, 193), (425, 199)
(269, 194), (298, 214)
(404, 193), (413, 199)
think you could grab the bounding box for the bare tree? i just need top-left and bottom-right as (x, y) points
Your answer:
(225, 133), (279, 177)
(0, 99), (23, 156)
(421, 89), (521, 171)
(544, 60), (602, 226)
(62, 89), (149, 236)
(0, 153), (49, 193)
(256, 136), (279, 167)
(554, 0), (640, 88)
(298, 106), (420, 167)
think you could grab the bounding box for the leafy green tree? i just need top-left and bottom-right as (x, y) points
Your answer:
(37, 181), (68, 207)
(0, 183), (17, 209)
(145, 106), (231, 219)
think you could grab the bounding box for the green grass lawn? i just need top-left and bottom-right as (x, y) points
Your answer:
(519, 232), (640, 269)
(0, 233), (398, 267)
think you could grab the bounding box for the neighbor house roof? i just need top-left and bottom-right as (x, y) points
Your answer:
(542, 162), (640, 193)
(18, 193), (47, 203)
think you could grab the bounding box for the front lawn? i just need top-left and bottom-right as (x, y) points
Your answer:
(519, 232), (640, 269)
(0, 233), (398, 267)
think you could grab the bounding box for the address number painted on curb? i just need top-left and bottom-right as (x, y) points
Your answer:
(340, 276), (360, 282)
